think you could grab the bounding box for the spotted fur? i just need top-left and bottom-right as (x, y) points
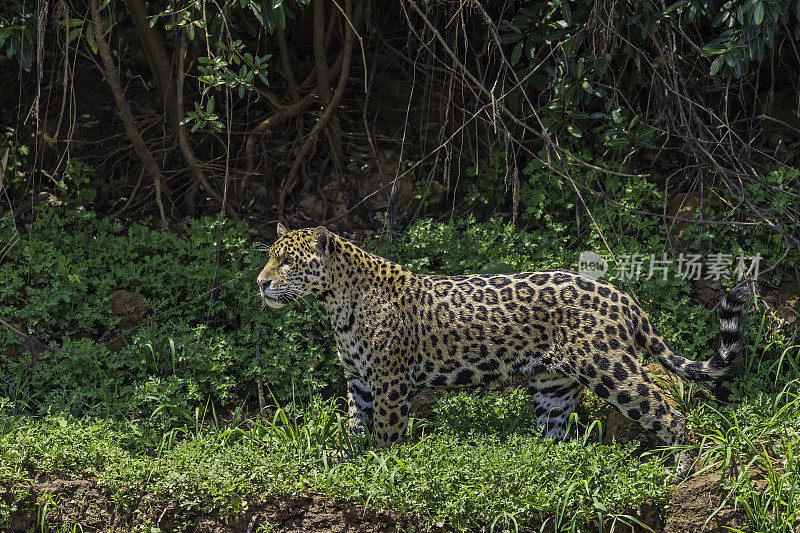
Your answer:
(257, 224), (749, 480)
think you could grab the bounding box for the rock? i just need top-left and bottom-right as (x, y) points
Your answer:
(297, 179), (354, 231)
(298, 193), (326, 222)
(110, 290), (148, 326)
(637, 497), (664, 532)
(108, 290), (148, 350)
(602, 408), (643, 446)
(664, 474), (748, 533)
(775, 280), (799, 325)
(355, 150), (416, 215)
(691, 279), (722, 309)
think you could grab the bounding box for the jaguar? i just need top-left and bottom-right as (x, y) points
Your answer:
(257, 223), (748, 479)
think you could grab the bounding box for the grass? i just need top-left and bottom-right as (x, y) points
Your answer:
(2, 326), (800, 533)
(1, 208), (799, 531)
(0, 395), (671, 531)
(1, 288), (800, 531)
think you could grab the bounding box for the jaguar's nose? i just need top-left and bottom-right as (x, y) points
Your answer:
(257, 278), (271, 291)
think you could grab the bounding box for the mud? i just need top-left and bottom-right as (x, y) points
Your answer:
(5, 479), (418, 532)
(4, 473), (755, 532)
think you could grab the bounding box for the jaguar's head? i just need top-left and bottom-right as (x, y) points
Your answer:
(257, 223), (331, 308)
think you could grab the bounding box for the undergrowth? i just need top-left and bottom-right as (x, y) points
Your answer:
(1, 161), (799, 530)
(2, 333), (799, 532)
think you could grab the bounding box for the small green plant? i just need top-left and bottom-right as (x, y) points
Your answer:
(56, 161), (97, 206)
(0, 142), (30, 200)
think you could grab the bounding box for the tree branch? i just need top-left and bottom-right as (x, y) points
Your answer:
(278, 0), (362, 214)
(90, 0), (169, 227)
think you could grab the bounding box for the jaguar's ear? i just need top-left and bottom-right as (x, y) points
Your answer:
(312, 226), (330, 258)
(276, 223), (288, 237)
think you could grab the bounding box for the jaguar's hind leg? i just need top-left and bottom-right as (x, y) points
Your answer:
(561, 342), (693, 480)
(527, 372), (583, 440)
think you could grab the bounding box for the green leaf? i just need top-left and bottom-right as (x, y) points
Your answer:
(561, 1), (572, 25)
(566, 124), (582, 137)
(275, 5), (286, 31)
(59, 18), (84, 28)
(753, 2), (764, 24)
(611, 108), (622, 124)
(262, 0), (275, 32)
(664, 1), (688, 14)
(510, 41), (523, 66)
(85, 25), (98, 54)
(67, 27), (82, 44)
(606, 138), (630, 147)
(500, 33), (523, 44)
(576, 57), (585, 77)
(207, 96), (215, 114)
(6, 37), (16, 59)
(710, 55), (724, 76)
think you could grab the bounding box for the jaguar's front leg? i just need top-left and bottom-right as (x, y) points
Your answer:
(371, 375), (413, 447)
(346, 377), (374, 435)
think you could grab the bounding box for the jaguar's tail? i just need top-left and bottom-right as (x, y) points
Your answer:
(643, 286), (749, 381)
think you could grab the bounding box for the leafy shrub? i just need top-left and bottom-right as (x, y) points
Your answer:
(382, 215), (570, 275)
(1, 158), (793, 428)
(0, 205), (340, 419)
(681, 167), (800, 285)
(418, 150), (664, 252)
(500, 0), (800, 147)
(56, 160), (98, 206)
(432, 387), (542, 438)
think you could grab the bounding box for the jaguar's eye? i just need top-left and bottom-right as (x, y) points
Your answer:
(281, 257), (293, 266)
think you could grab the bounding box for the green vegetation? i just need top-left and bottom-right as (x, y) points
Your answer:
(1, 181), (799, 530)
(2, 0), (799, 527)
(3, 125), (800, 531)
(1, 335), (799, 530)
(0, 206), (339, 421)
(0, 395), (671, 531)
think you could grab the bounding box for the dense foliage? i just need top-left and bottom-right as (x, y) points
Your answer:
(0, 206), (339, 423)
(0, 167), (797, 530)
(2, 0), (800, 529)
(500, 0), (800, 144)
